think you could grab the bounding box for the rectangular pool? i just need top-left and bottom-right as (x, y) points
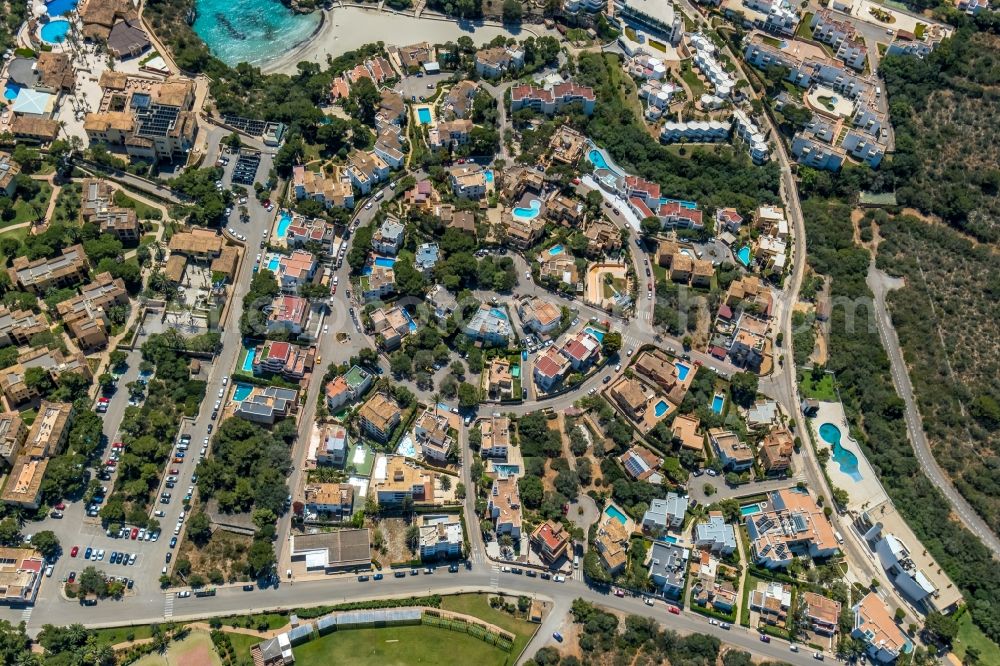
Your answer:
(740, 504), (761, 517)
(416, 107), (432, 124)
(374, 256), (397, 268)
(241, 347), (256, 373)
(604, 505), (627, 525)
(711, 394), (725, 414)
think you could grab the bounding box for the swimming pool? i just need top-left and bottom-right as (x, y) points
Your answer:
(819, 422), (863, 481)
(512, 199), (542, 221)
(511, 365), (520, 378)
(401, 308), (417, 333)
(232, 383), (253, 402)
(45, 0), (77, 15)
(604, 505), (627, 525)
(40, 19), (70, 43)
(3, 82), (21, 101)
(374, 256), (397, 268)
(493, 463), (520, 477)
(276, 210), (292, 238)
(654, 400), (670, 418)
(547, 244), (564, 256)
(396, 435), (416, 458)
(660, 535), (679, 544)
(266, 256), (280, 272)
(740, 504), (762, 517)
(416, 107), (432, 124)
(584, 326), (605, 342)
(485, 170), (494, 183)
(675, 362), (691, 381)
(490, 308), (508, 320)
(711, 394), (725, 414)
(241, 347), (256, 373)
(737, 246), (752, 267)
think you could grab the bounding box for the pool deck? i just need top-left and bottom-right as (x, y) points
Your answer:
(811, 401), (888, 512)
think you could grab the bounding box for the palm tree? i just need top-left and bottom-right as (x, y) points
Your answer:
(432, 392), (441, 416)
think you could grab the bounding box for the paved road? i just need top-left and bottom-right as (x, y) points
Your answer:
(868, 263), (1000, 558)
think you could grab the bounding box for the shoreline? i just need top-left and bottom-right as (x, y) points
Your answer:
(258, 6), (558, 75)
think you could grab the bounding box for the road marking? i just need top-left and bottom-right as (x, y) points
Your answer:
(163, 593), (174, 618)
(19, 606), (32, 623)
(490, 564), (499, 590)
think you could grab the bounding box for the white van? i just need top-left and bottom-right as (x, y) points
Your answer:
(835, 531), (844, 544)
(573, 555), (580, 569)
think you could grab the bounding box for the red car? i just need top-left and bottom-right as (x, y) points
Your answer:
(173, 457), (184, 463)
(105, 459), (117, 467)
(98, 397), (109, 403)
(70, 546), (79, 557)
(55, 502), (66, 510)
(668, 606), (680, 615)
(112, 442), (123, 449)
(169, 468), (179, 475)
(130, 528), (138, 540)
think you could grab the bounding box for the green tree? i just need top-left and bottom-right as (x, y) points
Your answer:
(186, 511), (212, 546)
(601, 331), (622, 357)
(502, 0), (523, 22)
(729, 372), (758, 408)
(31, 530), (60, 559)
(457, 382), (480, 409)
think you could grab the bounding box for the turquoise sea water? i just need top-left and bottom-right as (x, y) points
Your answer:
(193, 0), (320, 66)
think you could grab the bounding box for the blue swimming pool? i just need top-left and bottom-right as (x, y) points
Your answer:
(40, 19), (70, 43)
(232, 383), (253, 402)
(485, 169), (494, 183)
(3, 82), (21, 101)
(401, 308), (417, 333)
(654, 400), (670, 418)
(605, 505), (627, 525)
(513, 199), (542, 221)
(737, 245), (752, 267)
(396, 435), (416, 458)
(740, 504), (762, 517)
(659, 197), (698, 210)
(267, 256), (280, 272)
(675, 362), (691, 381)
(276, 210), (292, 238)
(493, 463), (520, 477)
(819, 422), (863, 482)
(241, 348), (256, 373)
(374, 256), (397, 268)
(490, 308), (508, 320)
(660, 535), (679, 544)
(548, 244), (564, 256)
(711, 394), (725, 414)
(416, 107), (432, 124)
(584, 326), (605, 342)
(45, 0), (77, 15)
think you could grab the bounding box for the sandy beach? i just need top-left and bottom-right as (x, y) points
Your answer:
(260, 6), (559, 74)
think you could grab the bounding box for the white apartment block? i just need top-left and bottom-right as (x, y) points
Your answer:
(732, 108), (770, 163)
(743, 0), (800, 36)
(743, 37), (873, 100)
(563, 0), (606, 11)
(689, 33), (735, 98)
(660, 119), (731, 143)
(810, 8), (868, 67)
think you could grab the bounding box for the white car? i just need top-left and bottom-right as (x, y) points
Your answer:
(218, 388), (224, 398)
(322, 324), (329, 334)
(553, 574), (566, 582)
(222, 376), (229, 386)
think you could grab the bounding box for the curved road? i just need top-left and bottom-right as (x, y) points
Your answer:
(868, 263), (1000, 558)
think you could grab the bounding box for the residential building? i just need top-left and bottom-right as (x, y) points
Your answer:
(0, 413), (27, 466)
(716, 208), (743, 233)
(389, 42), (434, 72)
(266, 295), (311, 336)
(616, 0), (684, 44)
(54, 294), (111, 351)
(743, 34), (871, 99)
(559, 331), (601, 370)
(449, 164), (487, 199)
(303, 483), (355, 522)
(414, 243), (439, 275)
(530, 520), (570, 564)
(357, 393), (401, 443)
(369, 306), (412, 351)
(10, 244), (89, 293)
(694, 511), (737, 555)
(404, 179), (441, 213)
(546, 195), (584, 227)
(79, 179), (140, 242)
(595, 518), (629, 574)
(0, 153), (20, 197)
(414, 406), (454, 465)
(709, 428), (753, 471)
(801, 591), (841, 636)
(642, 493), (688, 532)
(548, 126), (587, 165)
(375, 456), (435, 505)
(852, 593), (912, 663)
(251, 340), (315, 381)
(479, 415), (512, 460)
(0, 308), (48, 348)
(619, 445), (663, 483)
(732, 108), (771, 163)
(359, 265), (396, 302)
(689, 33), (736, 98)
(315, 424), (349, 467)
(539, 255), (579, 287)
(474, 45), (524, 78)
(502, 214), (546, 250)
(442, 81), (478, 119)
(464, 304), (510, 346)
(21, 401), (72, 460)
(510, 83), (596, 115)
(745, 488), (839, 568)
(610, 377), (653, 422)
(372, 217), (405, 255)
(750, 580), (793, 628)
(0, 547), (45, 605)
(285, 217), (337, 253)
(275, 250), (319, 294)
(533, 346), (571, 391)
(810, 10), (866, 70)
(425, 284), (457, 324)
(487, 358), (514, 400)
(728, 314), (768, 370)
(291, 165), (354, 209)
(347, 150), (390, 195)
(759, 426), (794, 474)
(0, 349), (90, 405)
(377, 88), (406, 126)
(725, 275), (773, 314)
(488, 476), (522, 539)
(519, 297), (562, 335)
(634, 349), (691, 402)
(583, 217), (622, 256)
(419, 514), (463, 559)
(289, 529), (371, 573)
(0, 457), (47, 508)
(648, 540), (689, 597)
(233, 386), (298, 425)
(672, 414), (705, 455)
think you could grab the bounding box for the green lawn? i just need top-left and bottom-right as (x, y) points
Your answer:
(219, 612), (289, 630)
(225, 631), (263, 662)
(0, 225), (30, 244)
(953, 608), (1000, 661)
(796, 12), (815, 39)
(679, 65), (706, 98)
(114, 190), (163, 220)
(798, 370), (837, 401)
(91, 624), (155, 645)
(293, 624), (512, 666)
(439, 593), (536, 657)
(5, 182), (52, 227)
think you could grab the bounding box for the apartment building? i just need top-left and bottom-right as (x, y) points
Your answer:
(414, 243), (439, 274)
(1, 457), (48, 509)
(448, 164), (487, 199)
(743, 35), (872, 99)
(233, 386), (298, 425)
(510, 83), (596, 115)
(489, 475), (522, 539)
(518, 297), (562, 335)
(374, 456), (435, 506)
(616, 0), (683, 43)
(413, 406), (454, 465)
(732, 108), (770, 163)
(291, 165), (355, 209)
(479, 415), (511, 460)
(689, 33), (736, 98)
(419, 514), (463, 560)
(324, 365), (373, 413)
(266, 295), (311, 336)
(369, 306), (412, 351)
(54, 295), (110, 351)
(0, 308), (48, 348)
(0, 547), (45, 605)
(810, 10), (867, 70)
(750, 580), (793, 628)
(80, 179), (140, 242)
(357, 393), (401, 443)
(648, 540), (688, 597)
(0, 152), (21, 197)
(709, 428), (754, 471)
(642, 493), (688, 533)
(694, 511), (738, 555)
(559, 330), (601, 370)
(24, 401), (73, 459)
(474, 46), (524, 78)
(801, 591), (841, 637)
(251, 341), (315, 380)
(347, 150), (390, 195)
(464, 304), (510, 346)
(533, 346), (571, 392)
(759, 426), (794, 474)
(315, 424), (349, 467)
(595, 518), (629, 574)
(303, 483), (354, 522)
(724, 0), (800, 36)
(285, 216), (337, 254)
(430, 119), (472, 150)
(359, 266), (396, 303)
(549, 125), (587, 165)
(425, 284), (458, 324)
(275, 250), (318, 294)
(530, 520), (571, 564)
(372, 217), (405, 255)
(10, 244), (89, 293)
(0, 413), (27, 467)
(0, 349), (90, 405)
(442, 81), (478, 119)
(745, 488), (839, 568)
(852, 593), (912, 663)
